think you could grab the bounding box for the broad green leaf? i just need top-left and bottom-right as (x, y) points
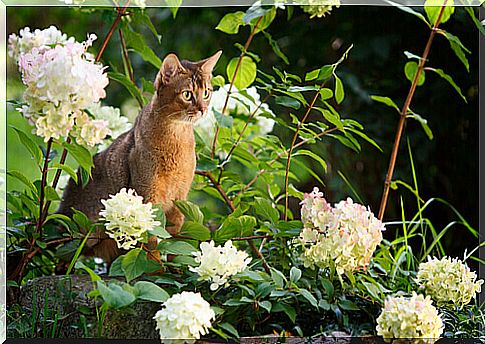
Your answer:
(427, 67), (467, 102)
(12, 127), (42, 165)
(407, 112), (434, 140)
(319, 299), (331, 310)
(215, 215), (256, 242)
(258, 300), (272, 313)
(122, 28), (161, 69)
(299, 289), (318, 308)
(275, 96), (300, 110)
(439, 31), (471, 72)
(158, 240), (197, 255)
(121, 248), (148, 282)
(270, 268), (287, 288)
(63, 143), (94, 176)
(289, 266), (302, 283)
(338, 299), (360, 311)
(180, 221), (211, 241)
(321, 278), (334, 298)
(305, 69), (320, 81)
(174, 200), (204, 224)
(56, 240), (81, 261)
(334, 75), (344, 104)
(51, 163), (77, 184)
(108, 72), (145, 107)
(424, 0), (455, 25)
(165, 0), (182, 18)
(253, 197), (279, 223)
(214, 109), (234, 128)
(134, 281), (169, 302)
(262, 31), (289, 64)
(370, 95), (401, 113)
(97, 281), (136, 309)
(44, 186), (60, 201)
(216, 12), (245, 34)
(7, 170), (37, 196)
(212, 75), (226, 88)
(109, 256), (125, 277)
(252, 7), (276, 33)
(404, 61), (425, 86)
(218, 322), (239, 338)
(320, 88), (333, 100)
(272, 303), (296, 323)
(318, 65), (334, 81)
(226, 56), (257, 90)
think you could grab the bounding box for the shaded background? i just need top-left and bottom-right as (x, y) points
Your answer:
(6, 5), (480, 266)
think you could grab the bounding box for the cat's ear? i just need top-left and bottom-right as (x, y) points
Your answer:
(155, 53), (185, 89)
(198, 50), (222, 75)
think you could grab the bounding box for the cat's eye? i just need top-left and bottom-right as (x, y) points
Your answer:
(182, 90), (193, 101)
(203, 88), (212, 100)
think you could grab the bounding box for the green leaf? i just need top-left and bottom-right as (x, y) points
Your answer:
(262, 31), (289, 64)
(370, 95), (401, 113)
(158, 240), (197, 255)
(407, 111), (433, 140)
(386, 1), (431, 27)
(338, 299), (360, 311)
(464, 6), (485, 36)
(252, 7), (276, 33)
(213, 109), (234, 129)
(439, 31), (471, 72)
(75, 261), (101, 282)
(270, 268), (287, 288)
(318, 65), (334, 81)
(258, 300), (272, 313)
(212, 75), (225, 88)
(424, 0), (455, 25)
(109, 256), (125, 277)
(226, 56), (257, 90)
(63, 142), (94, 176)
(165, 0), (182, 18)
(289, 266), (302, 283)
(320, 88), (333, 101)
(108, 72), (145, 107)
(427, 67), (467, 102)
(404, 61), (425, 86)
(305, 69), (320, 81)
(97, 281), (136, 309)
(121, 248), (148, 282)
(122, 27), (161, 69)
(299, 289), (318, 308)
(12, 127), (42, 165)
(319, 299), (331, 311)
(174, 200), (204, 224)
(72, 209), (91, 230)
(133, 12), (162, 43)
(275, 96), (300, 110)
(214, 215), (256, 242)
(321, 278), (334, 298)
(149, 206), (170, 238)
(134, 281), (169, 302)
(180, 221), (211, 241)
(7, 170), (37, 196)
(253, 197), (279, 224)
(44, 186), (60, 201)
(56, 240), (81, 261)
(216, 12), (245, 34)
(218, 322), (239, 338)
(51, 163), (77, 184)
(334, 75), (344, 104)
(294, 149), (327, 173)
(272, 303), (296, 323)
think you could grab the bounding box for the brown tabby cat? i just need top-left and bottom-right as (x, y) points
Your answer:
(58, 51), (222, 262)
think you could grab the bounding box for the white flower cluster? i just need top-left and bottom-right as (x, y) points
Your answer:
(195, 85), (275, 148)
(87, 103), (132, 151)
(190, 240), (251, 290)
(9, 26), (110, 145)
(300, 0), (340, 18)
(99, 188), (161, 250)
(376, 292), (443, 343)
(298, 187), (384, 275)
(416, 256), (483, 307)
(153, 291), (215, 343)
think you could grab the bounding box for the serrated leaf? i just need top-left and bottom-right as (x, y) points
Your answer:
(404, 61), (425, 86)
(12, 127), (42, 165)
(427, 67), (466, 102)
(121, 248), (148, 282)
(216, 11), (245, 34)
(174, 200), (204, 224)
(134, 281), (169, 302)
(370, 95), (401, 113)
(226, 56), (257, 90)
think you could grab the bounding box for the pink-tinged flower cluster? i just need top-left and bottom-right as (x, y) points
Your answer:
(299, 187), (384, 275)
(10, 26), (110, 145)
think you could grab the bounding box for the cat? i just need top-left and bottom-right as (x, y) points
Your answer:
(57, 51), (222, 262)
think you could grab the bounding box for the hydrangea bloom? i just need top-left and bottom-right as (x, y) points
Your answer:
(195, 85), (275, 148)
(298, 188), (384, 275)
(87, 103), (132, 151)
(300, 0), (340, 18)
(416, 256), (484, 307)
(190, 240), (251, 290)
(99, 188), (161, 250)
(71, 111), (111, 147)
(376, 292), (443, 343)
(153, 292), (215, 343)
(10, 26), (109, 143)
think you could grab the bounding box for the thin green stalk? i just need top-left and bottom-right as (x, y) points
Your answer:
(65, 228), (94, 276)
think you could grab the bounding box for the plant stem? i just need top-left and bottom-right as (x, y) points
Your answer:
(210, 16), (264, 159)
(195, 170), (271, 273)
(35, 138), (53, 240)
(284, 84), (324, 220)
(377, 1), (448, 221)
(118, 28), (135, 83)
